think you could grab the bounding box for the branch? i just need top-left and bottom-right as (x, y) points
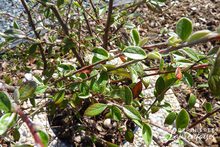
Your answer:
(20, 0), (47, 73)
(37, 0), (85, 67)
(102, 0), (114, 50)
(15, 106), (44, 147)
(159, 33), (220, 54)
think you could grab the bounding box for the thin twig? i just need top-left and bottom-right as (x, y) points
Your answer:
(103, 0), (114, 50)
(20, 0), (47, 73)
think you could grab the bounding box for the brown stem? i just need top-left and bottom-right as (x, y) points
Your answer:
(188, 107), (220, 129)
(159, 33), (220, 54)
(89, 0), (98, 19)
(102, 0), (114, 50)
(15, 106), (44, 147)
(37, 0), (85, 67)
(20, 0), (47, 73)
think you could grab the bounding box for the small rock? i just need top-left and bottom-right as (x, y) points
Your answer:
(103, 118), (112, 129)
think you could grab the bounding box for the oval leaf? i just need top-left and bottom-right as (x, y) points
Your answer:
(0, 113), (17, 135)
(142, 123), (152, 146)
(0, 92), (11, 112)
(125, 129), (134, 143)
(123, 46), (147, 60)
(147, 52), (161, 60)
(203, 102), (212, 113)
(92, 47), (109, 63)
(19, 81), (37, 101)
(176, 17), (193, 41)
(123, 105), (141, 121)
(132, 81), (143, 98)
(131, 29), (140, 46)
(188, 94), (196, 109)
(187, 30), (211, 42)
(84, 103), (107, 117)
(164, 112), (177, 125)
(124, 86), (133, 105)
(176, 109), (190, 130)
(37, 130), (49, 147)
(111, 106), (121, 121)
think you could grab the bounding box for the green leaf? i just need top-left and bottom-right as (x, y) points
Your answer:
(84, 103), (107, 117)
(208, 50), (220, 96)
(123, 46), (147, 60)
(129, 67), (138, 83)
(111, 106), (121, 121)
(13, 21), (20, 29)
(142, 123), (152, 146)
(208, 46), (220, 56)
(139, 38), (148, 47)
(164, 112), (176, 125)
(37, 130), (49, 147)
(19, 81), (37, 101)
(188, 94), (196, 109)
(176, 109), (190, 130)
(183, 72), (194, 87)
(12, 128), (20, 142)
(125, 129), (134, 143)
(35, 85), (47, 95)
(0, 113), (17, 135)
(53, 91), (65, 104)
(176, 17), (193, 41)
(147, 52), (161, 60)
(0, 91), (11, 112)
(131, 29), (140, 46)
(92, 47), (109, 63)
(57, 0), (64, 7)
(123, 105), (141, 121)
(0, 29), (26, 39)
(28, 44), (38, 55)
(203, 102), (212, 113)
(187, 30), (211, 42)
(124, 86), (133, 105)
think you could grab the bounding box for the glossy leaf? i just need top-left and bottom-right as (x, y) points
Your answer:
(19, 81), (37, 101)
(92, 47), (109, 63)
(164, 112), (176, 125)
(176, 109), (190, 130)
(203, 102), (212, 113)
(0, 113), (17, 135)
(123, 105), (141, 121)
(187, 30), (211, 42)
(0, 91), (11, 112)
(147, 52), (161, 60)
(53, 91), (65, 104)
(125, 129), (134, 143)
(131, 29), (140, 46)
(208, 50), (220, 96)
(111, 106), (121, 121)
(142, 123), (152, 146)
(37, 130), (49, 147)
(183, 72), (194, 87)
(123, 46), (147, 60)
(188, 94), (196, 109)
(124, 86), (133, 105)
(176, 17), (193, 41)
(84, 103), (107, 117)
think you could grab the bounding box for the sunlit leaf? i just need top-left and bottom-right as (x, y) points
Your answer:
(176, 17), (193, 41)
(123, 46), (147, 60)
(142, 123), (152, 146)
(176, 109), (190, 130)
(19, 81), (37, 101)
(123, 105), (141, 121)
(0, 91), (11, 112)
(84, 103), (107, 117)
(92, 47), (109, 63)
